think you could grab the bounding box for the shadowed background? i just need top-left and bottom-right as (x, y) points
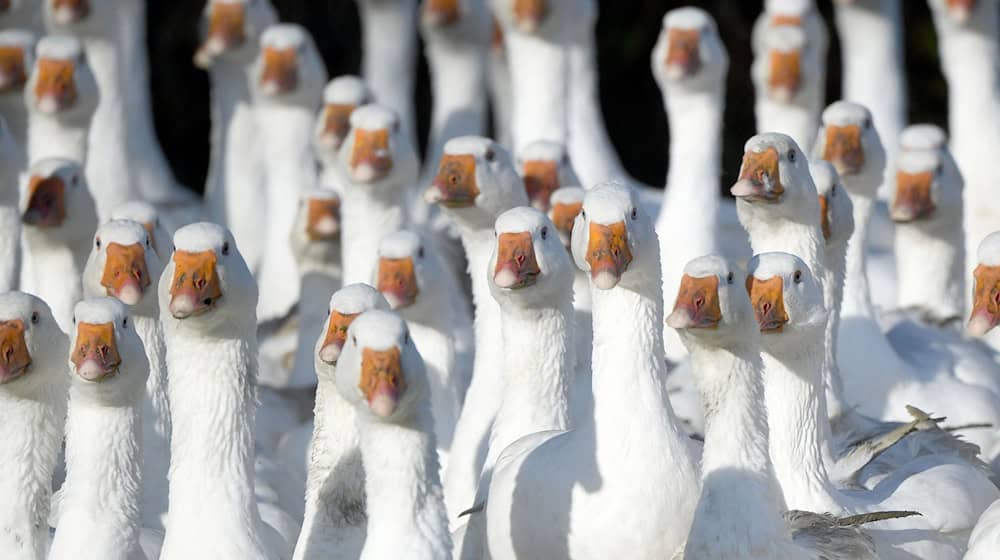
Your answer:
(147, 0), (946, 194)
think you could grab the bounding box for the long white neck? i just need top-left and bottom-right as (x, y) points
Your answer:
(357, 405), (450, 558)
(566, 34), (626, 186)
(358, 0), (418, 146)
(743, 209), (825, 281)
(27, 114), (87, 164)
(487, 47), (513, 147)
(0, 208), (20, 293)
(22, 231), (85, 333)
(754, 95), (821, 154)
(842, 193), (875, 318)
(205, 61), (257, 223)
(290, 272), (341, 388)
(0, 384), (67, 560)
(424, 40), (488, 181)
(50, 397), (142, 560)
(134, 314), (170, 530)
(340, 182), (407, 286)
(895, 218), (964, 321)
(505, 32), (568, 153)
(823, 238), (850, 421)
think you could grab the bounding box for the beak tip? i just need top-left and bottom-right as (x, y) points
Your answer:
(592, 270), (620, 290)
(319, 344), (341, 365)
(666, 309), (693, 330)
(967, 315), (995, 337)
(493, 268), (519, 289)
(369, 392), (399, 418)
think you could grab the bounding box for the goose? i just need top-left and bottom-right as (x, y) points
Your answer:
(0, 293), (68, 560)
(356, 0), (418, 147)
(19, 158), (97, 332)
(286, 188), (342, 390)
(313, 76), (370, 187)
(157, 222), (298, 560)
(423, 135), (528, 525)
(196, 0), (277, 275)
(749, 251), (999, 558)
(0, 29), (35, 158)
(671, 254), (883, 560)
(24, 35), (97, 165)
(966, 498), (1000, 560)
(49, 297), (154, 560)
(548, 185), (592, 372)
(109, 200), (169, 259)
(485, 182), (700, 559)
(487, 18), (512, 147)
(292, 284), (389, 560)
(81, 218), (170, 530)
(0, 117), (21, 293)
(515, 139), (579, 211)
(252, 23), (328, 324)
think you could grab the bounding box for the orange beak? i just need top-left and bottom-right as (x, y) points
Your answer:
(550, 200), (582, 248)
(349, 128), (393, 182)
(747, 275), (789, 333)
(522, 160), (560, 211)
(492, 18), (504, 49)
(968, 264), (1000, 336)
(259, 46), (298, 96)
(317, 103), (356, 150)
(768, 50), (801, 103)
(731, 147), (784, 202)
(426, 153), (480, 208)
(822, 125), (865, 176)
(318, 310), (358, 364)
(890, 170), (935, 222)
(494, 231), (540, 289)
(818, 195), (831, 240)
(0, 46), (27, 93)
(946, 0), (976, 22)
(771, 14), (802, 26)
(168, 250), (223, 319)
(513, 0), (548, 32)
(22, 175), (66, 227)
(665, 28), (701, 79)
(306, 198), (340, 241)
(666, 274), (722, 329)
(585, 221), (632, 290)
(50, 0), (89, 24)
(33, 58), (77, 114)
(377, 257), (418, 309)
(194, 2), (247, 68)
(424, 0), (459, 26)
(101, 243), (150, 306)
(0, 319), (30, 384)
(359, 346), (407, 417)
(71, 321), (120, 382)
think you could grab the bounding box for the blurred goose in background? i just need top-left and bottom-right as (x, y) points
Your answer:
(0, 118), (22, 292)
(515, 139), (579, 211)
(110, 200), (169, 258)
(0, 29), (35, 159)
(356, 0), (418, 147)
(0, 0), (43, 32)
(313, 75), (370, 187)
(487, 18), (512, 147)
(548, 185), (592, 371)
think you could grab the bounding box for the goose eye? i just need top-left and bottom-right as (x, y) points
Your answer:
(485, 149), (496, 162)
(936, 164), (944, 174)
(95, 237), (102, 249)
(145, 236), (151, 248)
(540, 226), (549, 240)
(72, 315), (76, 325)
(404, 332), (410, 345)
(581, 210), (586, 220)
(222, 242), (230, 256)
(352, 335), (357, 345)
(31, 312), (39, 324)
(392, 120), (400, 133)
(726, 272), (734, 285)
(417, 247), (425, 258)
(787, 149), (796, 162)
(561, 153), (569, 164)
(71, 175), (79, 187)
(630, 207), (638, 220)
(831, 185), (836, 197)
(793, 270), (802, 284)
(863, 117), (872, 129)
(122, 317), (128, 328)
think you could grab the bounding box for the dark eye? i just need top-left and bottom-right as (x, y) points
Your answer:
(392, 120), (400, 133)
(787, 149), (796, 162)
(485, 148), (496, 162)
(417, 247), (424, 258)
(122, 317), (128, 328)
(830, 185), (836, 197)
(863, 117), (872, 129)
(581, 210), (586, 220)
(630, 207), (638, 220)
(71, 175), (79, 187)
(222, 242), (230, 256)
(30, 312), (38, 324)
(540, 226), (549, 240)
(936, 164), (944, 174)
(352, 335), (357, 345)
(404, 332), (410, 345)
(172, 244), (176, 253)
(72, 315), (76, 325)
(145, 236), (151, 248)
(726, 272), (734, 285)
(562, 153), (570, 164)
(793, 270), (802, 284)
(95, 237), (101, 249)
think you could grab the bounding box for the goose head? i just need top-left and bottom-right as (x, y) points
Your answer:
(109, 201), (168, 259)
(752, 24), (817, 105)
(811, 160), (853, 248)
(43, 0), (113, 34)
(0, 29), (35, 99)
(516, 140), (579, 212)
(667, 254), (756, 346)
(651, 7), (728, 93)
(898, 123), (961, 182)
(67, 297), (148, 405)
(0, 292), (67, 398)
(570, 181), (656, 290)
(375, 229), (455, 319)
(747, 252), (827, 352)
(889, 144), (962, 227)
(547, 186), (584, 249)
(25, 35), (97, 122)
(194, 0), (277, 68)
(421, 0), (492, 43)
(313, 76), (370, 162)
(252, 23), (327, 106)
(812, 101), (886, 196)
(425, 135), (528, 231)
(339, 103), (418, 187)
(335, 309), (427, 421)
(489, 206), (573, 308)
(20, 158), (97, 243)
(315, 283), (389, 370)
(158, 222), (257, 334)
(82, 219), (162, 316)
(490, 0), (581, 36)
(732, 132), (819, 223)
(290, 187), (341, 268)
(927, 0), (985, 27)
(967, 232), (1000, 336)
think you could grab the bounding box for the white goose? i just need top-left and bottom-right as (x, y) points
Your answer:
(356, 0), (418, 146)
(49, 297), (153, 560)
(548, 185), (592, 372)
(335, 309), (452, 558)
(515, 139), (579, 211)
(19, 158), (97, 332)
(0, 292), (68, 560)
(313, 76), (370, 187)
(0, 29), (35, 158)
(293, 284), (389, 560)
(252, 23), (328, 324)
(487, 18), (512, 147)
(0, 117), (22, 292)
(158, 222), (298, 560)
(109, 200), (169, 259)
(81, 219), (171, 530)
(966, 497), (1000, 560)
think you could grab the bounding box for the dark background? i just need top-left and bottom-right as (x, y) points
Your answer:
(147, 0), (947, 193)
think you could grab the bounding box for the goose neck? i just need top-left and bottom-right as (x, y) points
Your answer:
(822, 239), (850, 421)
(133, 314), (170, 529)
(505, 31), (568, 153)
(358, 0), (418, 145)
(339, 183), (406, 286)
(665, 90), (723, 195)
(205, 62), (255, 210)
(754, 97), (821, 152)
(895, 219), (965, 321)
(424, 40), (488, 176)
(23, 232), (85, 332)
(843, 193), (875, 318)
(27, 115), (88, 163)
(743, 209), (825, 280)
(566, 34), (626, 186)
(304, 379), (359, 501)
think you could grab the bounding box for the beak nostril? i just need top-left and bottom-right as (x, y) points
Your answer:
(694, 296), (704, 309)
(762, 302), (772, 314)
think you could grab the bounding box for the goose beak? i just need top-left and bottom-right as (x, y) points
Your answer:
(50, 0), (89, 25)
(424, 0), (459, 26)
(818, 195), (831, 240)
(522, 160), (560, 212)
(666, 274), (722, 329)
(349, 128), (393, 183)
(71, 321), (120, 382)
(494, 231), (541, 289)
(317, 103), (356, 150)
(947, 0), (975, 23)
(168, 250), (223, 319)
(550, 201), (582, 248)
(513, 0), (547, 33)
(22, 174), (66, 227)
(318, 310), (357, 364)
(0, 46), (27, 93)
(426, 153), (479, 208)
(731, 147), (784, 202)
(585, 221), (632, 290)
(194, 2), (246, 68)
(748, 275), (789, 333)
(822, 124), (865, 176)
(770, 14), (802, 26)
(768, 49), (801, 103)
(258, 46), (298, 96)
(33, 58), (77, 114)
(968, 264), (1000, 336)
(377, 256), (418, 309)
(664, 28), (700, 79)
(360, 347), (407, 418)
(101, 242), (150, 306)
(890, 170), (935, 222)
(306, 198), (340, 241)
(0, 319), (31, 384)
